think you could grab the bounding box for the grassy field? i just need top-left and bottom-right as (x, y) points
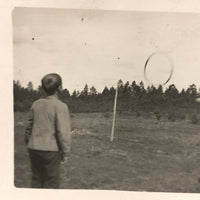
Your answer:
(14, 111), (200, 192)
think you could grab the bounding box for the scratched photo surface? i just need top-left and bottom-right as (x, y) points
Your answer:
(13, 7), (200, 192)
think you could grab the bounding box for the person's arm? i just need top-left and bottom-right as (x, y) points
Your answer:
(55, 103), (71, 162)
(24, 106), (34, 145)
(195, 97), (200, 103)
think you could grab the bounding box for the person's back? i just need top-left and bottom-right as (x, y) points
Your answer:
(25, 73), (71, 189)
(27, 96), (70, 151)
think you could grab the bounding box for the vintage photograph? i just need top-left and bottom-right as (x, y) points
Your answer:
(13, 7), (200, 192)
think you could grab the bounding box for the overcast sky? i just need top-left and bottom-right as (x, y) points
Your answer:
(13, 7), (200, 93)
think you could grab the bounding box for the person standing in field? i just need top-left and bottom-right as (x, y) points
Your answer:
(24, 73), (71, 189)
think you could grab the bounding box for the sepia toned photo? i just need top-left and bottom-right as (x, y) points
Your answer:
(13, 7), (200, 192)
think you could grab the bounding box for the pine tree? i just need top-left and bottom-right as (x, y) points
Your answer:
(81, 84), (89, 96)
(102, 87), (110, 96)
(27, 81), (33, 91)
(89, 86), (97, 95)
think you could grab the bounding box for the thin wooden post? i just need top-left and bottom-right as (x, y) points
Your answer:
(110, 86), (118, 142)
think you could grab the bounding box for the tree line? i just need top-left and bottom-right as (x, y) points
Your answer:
(13, 80), (199, 113)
